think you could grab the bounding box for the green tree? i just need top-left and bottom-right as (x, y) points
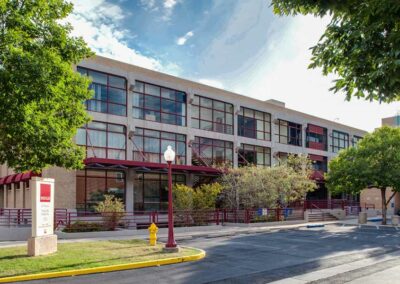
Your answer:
(0, 0), (93, 172)
(219, 155), (316, 209)
(326, 126), (400, 225)
(271, 0), (400, 102)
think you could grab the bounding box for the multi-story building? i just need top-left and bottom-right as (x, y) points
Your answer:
(0, 56), (367, 212)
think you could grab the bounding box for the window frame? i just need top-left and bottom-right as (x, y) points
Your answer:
(77, 121), (127, 160)
(134, 172), (186, 211)
(238, 107), (271, 141)
(306, 124), (328, 151)
(191, 136), (233, 166)
(191, 95), (234, 135)
(76, 169), (126, 212)
(77, 66), (128, 117)
(238, 144), (271, 167)
(132, 80), (187, 126)
(332, 130), (349, 152)
(132, 128), (186, 165)
(277, 119), (303, 147)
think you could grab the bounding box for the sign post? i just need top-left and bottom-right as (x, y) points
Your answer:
(28, 177), (57, 256)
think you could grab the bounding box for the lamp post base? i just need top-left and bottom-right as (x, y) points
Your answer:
(163, 246), (180, 253)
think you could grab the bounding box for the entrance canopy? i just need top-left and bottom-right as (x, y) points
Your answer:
(84, 158), (221, 174)
(0, 171), (41, 185)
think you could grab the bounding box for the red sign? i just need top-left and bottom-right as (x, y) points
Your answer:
(40, 184), (51, 203)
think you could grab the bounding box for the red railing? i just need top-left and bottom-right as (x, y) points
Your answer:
(0, 208), (31, 226)
(0, 199), (362, 229)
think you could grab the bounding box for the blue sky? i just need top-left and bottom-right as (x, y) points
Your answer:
(68, 0), (400, 131)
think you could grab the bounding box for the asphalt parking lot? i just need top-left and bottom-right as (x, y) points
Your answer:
(26, 224), (400, 284)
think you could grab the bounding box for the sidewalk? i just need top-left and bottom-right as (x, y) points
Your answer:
(0, 220), (342, 248)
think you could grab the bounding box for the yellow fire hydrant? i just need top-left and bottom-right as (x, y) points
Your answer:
(148, 223), (158, 246)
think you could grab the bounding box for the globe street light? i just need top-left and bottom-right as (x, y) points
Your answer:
(163, 145), (178, 251)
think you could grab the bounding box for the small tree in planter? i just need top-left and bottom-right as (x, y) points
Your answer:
(94, 195), (125, 230)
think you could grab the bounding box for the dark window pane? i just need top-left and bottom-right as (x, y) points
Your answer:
(108, 87), (126, 104)
(108, 104), (126, 116)
(88, 70), (107, 85)
(161, 99), (176, 113)
(109, 76), (125, 89)
(145, 95), (160, 110)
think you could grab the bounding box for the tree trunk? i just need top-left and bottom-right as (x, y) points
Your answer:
(381, 188), (387, 225)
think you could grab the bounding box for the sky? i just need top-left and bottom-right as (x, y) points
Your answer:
(67, 0), (400, 132)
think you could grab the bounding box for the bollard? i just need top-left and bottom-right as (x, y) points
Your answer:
(148, 223), (158, 246)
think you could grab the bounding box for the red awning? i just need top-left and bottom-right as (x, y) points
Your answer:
(0, 171), (40, 185)
(309, 154), (326, 162)
(84, 157), (221, 174)
(310, 170), (325, 181)
(4, 175), (16, 184)
(14, 173), (24, 183)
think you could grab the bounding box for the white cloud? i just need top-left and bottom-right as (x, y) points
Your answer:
(162, 0), (179, 21)
(164, 0), (177, 9)
(198, 79), (224, 89)
(230, 14), (400, 131)
(67, 0), (180, 75)
(176, 31), (194, 45)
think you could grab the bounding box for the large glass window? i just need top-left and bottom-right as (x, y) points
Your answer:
(132, 81), (186, 126)
(134, 173), (186, 211)
(76, 170), (125, 212)
(238, 144), (271, 167)
(191, 137), (233, 166)
(76, 121), (126, 160)
(77, 67), (127, 116)
(306, 124), (328, 151)
(132, 128), (186, 164)
(238, 107), (271, 140)
(332, 130), (349, 152)
(277, 119), (302, 146)
(191, 95), (233, 134)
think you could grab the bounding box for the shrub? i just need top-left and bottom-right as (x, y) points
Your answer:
(173, 184), (193, 210)
(63, 221), (104, 233)
(94, 195), (125, 231)
(193, 183), (223, 210)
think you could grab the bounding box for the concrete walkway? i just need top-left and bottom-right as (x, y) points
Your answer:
(0, 220), (340, 248)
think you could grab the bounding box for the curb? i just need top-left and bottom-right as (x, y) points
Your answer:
(0, 248), (206, 283)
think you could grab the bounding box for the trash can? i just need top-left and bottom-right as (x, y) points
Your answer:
(391, 215), (400, 226)
(358, 212), (367, 224)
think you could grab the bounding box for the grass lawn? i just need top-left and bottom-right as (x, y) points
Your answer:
(0, 240), (200, 278)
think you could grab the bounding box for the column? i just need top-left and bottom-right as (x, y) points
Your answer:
(125, 168), (135, 212)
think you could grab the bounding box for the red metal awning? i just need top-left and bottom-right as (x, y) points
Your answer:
(4, 175), (16, 184)
(14, 173), (24, 183)
(0, 171), (40, 185)
(310, 170), (325, 181)
(84, 158), (221, 174)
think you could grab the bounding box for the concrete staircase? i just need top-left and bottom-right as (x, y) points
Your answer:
(307, 211), (338, 222)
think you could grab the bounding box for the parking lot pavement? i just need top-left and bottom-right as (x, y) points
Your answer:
(23, 224), (400, 284)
